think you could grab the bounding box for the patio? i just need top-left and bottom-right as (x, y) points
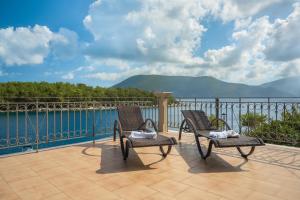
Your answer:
(0, 132), (299, 200)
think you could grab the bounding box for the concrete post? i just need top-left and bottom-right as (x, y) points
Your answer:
(155, 92), (172, 133)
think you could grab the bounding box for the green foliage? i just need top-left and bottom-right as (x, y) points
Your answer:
(241, 113), (267, 130)
(244, 109), (300, 147)
(0, 82), (157, 102)
(208, 115), (226, 130)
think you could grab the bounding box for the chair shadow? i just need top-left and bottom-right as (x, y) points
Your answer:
(175, 140), (248, 174)
(79, 142), (166, 174)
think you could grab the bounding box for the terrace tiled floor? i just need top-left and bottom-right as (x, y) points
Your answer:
(0, 132), (300, 200)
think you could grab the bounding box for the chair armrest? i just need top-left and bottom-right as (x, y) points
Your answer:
(138, 118), (158, 132)
(210, 118), (231, 130)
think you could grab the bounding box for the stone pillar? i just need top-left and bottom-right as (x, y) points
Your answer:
(155, 92), (172, 133)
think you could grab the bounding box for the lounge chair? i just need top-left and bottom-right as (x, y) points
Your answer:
(113, 105), (177, 160)
(179, 110), (264, 159)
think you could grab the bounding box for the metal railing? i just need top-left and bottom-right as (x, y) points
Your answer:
(1, 96), (299, 155)
(0, 97), (158, 154)
(168, 97), (300, 146)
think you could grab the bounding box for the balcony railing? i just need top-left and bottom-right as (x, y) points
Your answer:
(168, 97), (300, 146)
(0, 96), (299, 155)
(0, 97), (158, 154)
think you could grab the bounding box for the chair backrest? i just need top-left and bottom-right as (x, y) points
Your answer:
(181, 110), (213, 131)
(117, 105), (145, 131)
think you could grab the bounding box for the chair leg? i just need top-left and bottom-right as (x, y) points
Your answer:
(123, 140), (130, 160)
(236, 146), (255, 159)
(195, 136), (213, 160)
(120, 137), (125, 157)
(113, 120), (118, 141)
(159, 145), (172, 158)
(179, 119), (186, 140)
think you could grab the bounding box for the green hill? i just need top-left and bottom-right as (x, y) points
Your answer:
(261, 76), (300, 96)
(113, 75), (296, 97)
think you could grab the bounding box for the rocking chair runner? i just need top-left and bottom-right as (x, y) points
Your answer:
(179, 110), (264, 159)
(113, 105), (177, 160)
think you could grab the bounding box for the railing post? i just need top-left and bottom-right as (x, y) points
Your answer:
(268, 97), (271, 123)
(92, 101), (96, 146)
(36, 101), (39, 152)
(155, 92), (172, 133)
(239, 97), (242, 134)
(6, 102), (10, 146)
(215, 97), (219, 129)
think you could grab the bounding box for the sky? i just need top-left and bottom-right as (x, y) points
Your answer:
(0, 0), (299, 87)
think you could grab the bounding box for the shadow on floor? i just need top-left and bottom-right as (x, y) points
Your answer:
(79, 142), (166, 174)
(175, 140), (248, 174)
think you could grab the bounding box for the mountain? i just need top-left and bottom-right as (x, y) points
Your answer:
(113, 75), (297, 97)
(261, 76), (300, 96)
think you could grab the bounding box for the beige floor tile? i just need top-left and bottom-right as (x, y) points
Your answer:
(0, 168), (39, 182)
(94, 174), (135, 191)
(245, 192), (282, 200)
(150, 179), (189, 197)
(35, 166), (72, 180)
(275, 188), (300, 200)
(182, 175), (221, 191)
(13, 184), (60, 200)
(43, 193), (70, 200)
(143, 193), (174, 200)
(30, 161), (61, 173)
(0, 133), (299, 200)
(0, 192), (20, 200)
(56, 179), (96, 196)
(210, 181), (253, 200)
(114, 184), (156, 200)
(0, 180), (20, 200)
(175, 188), (225, 200)
(158, 169), (192, 182)
(120, 171), (167, 186)
(7, 177), (49, 192)
(48, 174), (82, 187)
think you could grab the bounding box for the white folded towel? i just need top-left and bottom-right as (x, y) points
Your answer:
(209, 130), (239, 139)
(129, 131), (157, 139)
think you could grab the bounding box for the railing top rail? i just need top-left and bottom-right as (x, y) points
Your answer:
(0, 101), (156, 104)
(0, 96), (156, 99)
(175, 96), (300, 99)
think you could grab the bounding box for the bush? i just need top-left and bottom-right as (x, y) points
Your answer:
(241, 113), (266, 131)
(243, 108), (300, 147)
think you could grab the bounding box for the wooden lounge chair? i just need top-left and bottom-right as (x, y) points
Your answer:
(179, 110), (264, 159)
(113, 105), (177, 160)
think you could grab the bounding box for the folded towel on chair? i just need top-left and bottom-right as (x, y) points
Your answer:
(129, 131), (157, 139)
(209, 130), (239, 139)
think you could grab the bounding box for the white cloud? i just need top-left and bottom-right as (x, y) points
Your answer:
(85, 72), (122, 81)
(84, 62), (206, 82)
(61, 65), (96, 80)
(78, 0), (300, 85)
(0, 25), (78, 66)
(200, 3), (300, 84)
(0, 70), (8, 76)
(0, 25), (53, 65)
(264, 3), (300, 61)
(50, 28), (79, 60)
(61, 72), (75, 80)
(84, 0), (206, 64)
(203, 0), (293, 22)
(203, 16), (272, 69)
